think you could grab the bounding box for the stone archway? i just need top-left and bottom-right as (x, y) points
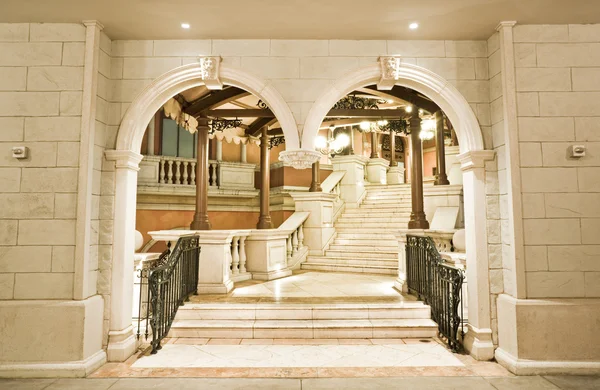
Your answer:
(104, 62), (300, 362)
(303, 60), (496, 360)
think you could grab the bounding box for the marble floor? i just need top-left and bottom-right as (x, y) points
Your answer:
(191, 271), (413, 304)
(5, 375), (599, 389)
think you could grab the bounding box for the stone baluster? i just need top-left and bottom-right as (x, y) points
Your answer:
(174, 160), (181, 184)
(182, 161), (189, 185)
(298, 225), (304, 249)
(286, 235), (292, 262)
(159, 159), (166, 184)
(166, 160), (174, 184)
(292, 230), (298, 255)
(190, 162), (196, 185)
(231, 236), (240, 275)
(239, 236), (247, 273)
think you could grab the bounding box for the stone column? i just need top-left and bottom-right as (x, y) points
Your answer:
(240, 142), (247, 163)
(434, 111), (450, 185)
(370, 132), (378, 158)
(257, 126), (273, 229)
(389, 130), (395, 167)
(105, 150), (143, 362)
(190, 118), (211, 230)
(309, 161), (323, 192)
(215, 138), (223, 161)
(408, 110), (429, 229)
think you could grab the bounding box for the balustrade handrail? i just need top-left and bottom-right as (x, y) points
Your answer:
(136, 234), (200, 354)
(321, 171), (345, 193)
(406, 234), (465, 352)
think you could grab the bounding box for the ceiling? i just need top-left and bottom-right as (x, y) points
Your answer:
(2, 0), (598, 40)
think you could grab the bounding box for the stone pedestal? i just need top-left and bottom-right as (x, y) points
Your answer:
(331, 155), (368, 208)
(290, 192), (337, 256)
(245, 230), (292, 280)
(387, 163), (405, 184)
(367, 157), (389, 184)
(218, 161), (256, 190)
(148, 229), (245, 295)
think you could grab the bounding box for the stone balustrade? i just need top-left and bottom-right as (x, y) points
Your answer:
(148, 215), (311, 292)
(278, 211), (310, 269)
(138, 155), (256, 190)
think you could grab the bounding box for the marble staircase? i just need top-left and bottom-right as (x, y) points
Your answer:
(301, 184), (412, 274)
(169, 301), (437, 339)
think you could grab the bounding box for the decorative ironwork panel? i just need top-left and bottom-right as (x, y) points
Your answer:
(269, 136), (285, 149)
(382, 134), (404, 152)
(136, 235), (201, 354)
(406, 235), (465, 352)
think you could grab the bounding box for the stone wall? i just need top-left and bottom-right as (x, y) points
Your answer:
(0, 23), (85, 301)
(514, 25), (600, 299)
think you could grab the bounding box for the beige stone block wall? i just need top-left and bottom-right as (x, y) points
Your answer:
(514, 24), (600, 298)
(0, 23), (84, 301)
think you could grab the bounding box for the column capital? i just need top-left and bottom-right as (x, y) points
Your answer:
(105, 150), (143, 170)
(496, 21), (517, 31)
(82, 20), (105, 30)
(458, 150), (495, 171)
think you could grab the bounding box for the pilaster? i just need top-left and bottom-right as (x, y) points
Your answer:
(74, 20), (104, 300)
(495, 21), (526, 299)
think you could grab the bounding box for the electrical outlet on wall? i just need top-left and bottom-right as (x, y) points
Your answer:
(570, 145), (586, 158)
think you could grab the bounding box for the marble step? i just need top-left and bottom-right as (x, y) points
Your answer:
(362, 199), (412, 205)
(323, 250), (398, 259)
(308, 256), (397, 267)
(169, 318), (438, 339)
(328, 243), (397, 250)
(357, 204), (412, 209)
(365, 193), (412, 199)
(336, 222), (409, 228)
(343, 209), (412, 215)
(337, 216), (411, 223)
(335, 233), (397, 240)
(301, 262), (397, 275)
(175, 302), (431, 321)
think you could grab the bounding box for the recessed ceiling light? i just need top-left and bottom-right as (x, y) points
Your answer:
(409, 22), (419, 30)
(181, 23), (190, 29)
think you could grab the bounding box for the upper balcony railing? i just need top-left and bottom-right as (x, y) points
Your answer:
(139, 155), (256, 191)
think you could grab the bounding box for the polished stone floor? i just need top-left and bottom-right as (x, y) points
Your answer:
(191, 271), (413, 304)
(2, 376), (599, 389)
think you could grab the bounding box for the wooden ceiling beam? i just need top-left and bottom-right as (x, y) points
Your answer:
(246, 117), (278, 137)
(204, 109), (275, 117)
(183, 87), (250, 117)
(363, 85), (439, 114)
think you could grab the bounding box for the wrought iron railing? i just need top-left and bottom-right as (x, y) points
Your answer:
(136, 234), (200, 354)
(406, 234), (465, 352)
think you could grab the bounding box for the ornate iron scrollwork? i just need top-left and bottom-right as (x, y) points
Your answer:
(256, 100), (268, 109)
(379, 119), (409, 134)
(268, 136), (285, 149)
(332, 95), (382, 110)
(210, 118), (243, 133)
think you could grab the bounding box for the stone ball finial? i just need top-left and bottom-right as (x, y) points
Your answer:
(134, 230), (143, 251)
(453, 229), (466, 252)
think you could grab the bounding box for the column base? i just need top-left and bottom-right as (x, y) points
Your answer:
(252, 269), (292, 281)
(107, 325), (138, 362)
(408, 214), (429, 229)
(393, 277), (408, 293)
(0, 350), (107, 379)
(495, 348), (600, 375)
(463, 324), (495, 361)
(309, 183), (323, 192)
(197, 279), (234, 294)
(257, 216), (273, 229)
(190, 219), (211, 230)
(434, 175), (450, 185)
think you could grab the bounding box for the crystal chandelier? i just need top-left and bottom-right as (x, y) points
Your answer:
(315, 126), (351, 155)
(419, 119), (436, 140)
